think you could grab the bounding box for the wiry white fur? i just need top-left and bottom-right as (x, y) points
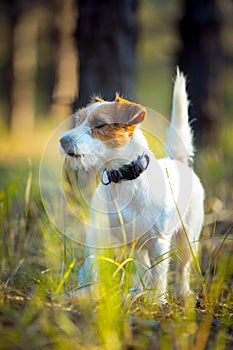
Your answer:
(166, 68), (194, 164)
(60, 69), (204, 301)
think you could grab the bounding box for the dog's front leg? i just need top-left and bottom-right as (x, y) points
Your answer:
(79, 184), (113, 283)
(78, 242), (97, 286)
(79, 226), (108, 285)
(143, 236), (171, 302)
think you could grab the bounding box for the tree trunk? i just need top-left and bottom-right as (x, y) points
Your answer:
(0, 0), (59, 131)
(0, 0), (18, 129)
(177, 0), (223, 143)
(73, 0), (138, 110)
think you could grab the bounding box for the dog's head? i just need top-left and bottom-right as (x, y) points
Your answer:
(60, 95), (147, 171)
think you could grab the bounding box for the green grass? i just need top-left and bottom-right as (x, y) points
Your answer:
(0, 145), (233, 350)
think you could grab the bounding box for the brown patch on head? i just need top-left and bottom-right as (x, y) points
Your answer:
(88, 97), (146, 148)
(72, 96), (146, 148)
(88, 99), (146, 125)
(91, 123), (136, 147)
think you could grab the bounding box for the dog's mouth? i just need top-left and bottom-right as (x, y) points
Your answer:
(67, 152), (81, 158)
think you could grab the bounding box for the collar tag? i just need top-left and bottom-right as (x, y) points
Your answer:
(101, 169), (111, 185)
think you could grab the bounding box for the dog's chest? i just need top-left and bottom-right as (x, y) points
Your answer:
(91, 159), (189, 240)
(97, 179), (164, 239)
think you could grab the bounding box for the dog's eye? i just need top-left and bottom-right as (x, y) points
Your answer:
(95, 124), (107, 129)
(93, 120), (108, 129)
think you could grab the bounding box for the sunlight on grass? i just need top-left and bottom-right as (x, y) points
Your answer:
(0, 111), (232, 348)
(0, 155), (233, 349)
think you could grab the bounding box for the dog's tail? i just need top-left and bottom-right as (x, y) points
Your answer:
(166, 67), (194, 166)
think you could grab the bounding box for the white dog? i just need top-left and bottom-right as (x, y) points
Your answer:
(60, 69), (204, 301)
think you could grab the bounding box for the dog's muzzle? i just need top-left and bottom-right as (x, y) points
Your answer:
(60, 135), (81, 158)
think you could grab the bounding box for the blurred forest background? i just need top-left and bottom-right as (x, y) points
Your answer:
(0, 2), (233, 348)
(0, 0), (233, 158)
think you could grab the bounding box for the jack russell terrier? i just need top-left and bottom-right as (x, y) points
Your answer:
(60, 69), (204, 301)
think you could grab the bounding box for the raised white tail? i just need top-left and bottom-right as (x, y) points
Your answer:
(166, 68), (194, 166)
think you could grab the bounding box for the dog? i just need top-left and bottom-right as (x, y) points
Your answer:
(60, 68), (204, 301)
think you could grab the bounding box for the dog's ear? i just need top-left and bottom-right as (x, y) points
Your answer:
(114, 94), (146, 125)
(127, 110), (146, 125)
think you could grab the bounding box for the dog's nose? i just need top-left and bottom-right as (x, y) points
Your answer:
(60, 134), (74, 151)
(60, 135), (74, 152)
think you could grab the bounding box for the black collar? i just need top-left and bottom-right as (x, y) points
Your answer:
(101, 154), (150, 185)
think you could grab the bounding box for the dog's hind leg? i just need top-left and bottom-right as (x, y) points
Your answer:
(174, 228), (194, 296)
(174, 200), (204, 296)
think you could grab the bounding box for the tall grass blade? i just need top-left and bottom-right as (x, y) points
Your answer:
(54, 258), (76, 297)
(213, 224), (233, 275)
(24, 158), (32, 219)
